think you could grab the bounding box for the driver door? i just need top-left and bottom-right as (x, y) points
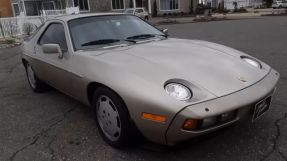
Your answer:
(34, 21), (72, 94)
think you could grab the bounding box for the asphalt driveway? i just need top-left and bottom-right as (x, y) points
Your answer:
(0, 17), (286, 161)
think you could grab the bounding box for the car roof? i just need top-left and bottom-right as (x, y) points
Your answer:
(49, 12), (128, 21)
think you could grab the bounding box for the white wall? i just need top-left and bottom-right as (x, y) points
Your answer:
(223, 0), (250, 9)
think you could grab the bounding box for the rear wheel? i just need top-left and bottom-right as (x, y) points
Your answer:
(279, 5), (282, 8)
(273, 7), (276, 9)
(144, 17), (148, 22)
(93, 86), (133, 148)
(25, 62), (48, 92)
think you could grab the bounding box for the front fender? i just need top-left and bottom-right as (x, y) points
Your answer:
(77, 52), (216, 145)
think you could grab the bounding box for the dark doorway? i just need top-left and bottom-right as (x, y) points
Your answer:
(142, 0), (148, 11)
(136, 0), (143, 7)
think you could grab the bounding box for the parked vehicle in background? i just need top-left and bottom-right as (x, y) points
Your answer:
(123, 8), (149, 21)
(272, 0), (287, 9)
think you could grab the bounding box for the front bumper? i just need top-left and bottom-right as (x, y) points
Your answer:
(166, 69), (280, 146)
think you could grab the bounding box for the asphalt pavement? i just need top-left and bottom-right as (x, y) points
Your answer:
(0, 17), (286, 161)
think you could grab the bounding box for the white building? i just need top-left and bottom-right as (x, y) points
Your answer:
(204, 0), (262, 9)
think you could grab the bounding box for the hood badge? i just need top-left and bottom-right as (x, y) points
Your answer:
(238, 77), (246, 82)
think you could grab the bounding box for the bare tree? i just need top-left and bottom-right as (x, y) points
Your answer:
(0, 19), (5, 38)
(39, 12), (48, 24)
(23, 22), (35, 36)
(232, 1), (238, 9)
(7, 17), (18, 38)
(93, 0), (111, 12)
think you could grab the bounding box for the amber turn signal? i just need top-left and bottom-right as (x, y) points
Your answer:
(142, 113), (166, 122)
(183, 119), (197, 130)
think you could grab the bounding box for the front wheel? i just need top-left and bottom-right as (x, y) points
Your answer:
(25, 62), (48, 92)
(93, 86), (134, 148)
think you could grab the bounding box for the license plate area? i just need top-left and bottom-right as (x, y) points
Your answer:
(252, 95), (272, 122)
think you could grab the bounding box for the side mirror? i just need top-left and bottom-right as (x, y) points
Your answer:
(162, 28), (168, 35)
(42, 44), (64, 59)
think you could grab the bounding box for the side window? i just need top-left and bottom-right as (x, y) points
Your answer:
(138, 9), (144, 13)
(39, 23), (68, 50)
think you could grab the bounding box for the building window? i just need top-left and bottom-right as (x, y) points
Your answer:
(112, 0), (124, 10)
(25, 2), (39, 16)
(74, 0), (89, 11)
(57, 0), (67, 9)
(12, 4), (20, 16)
(42, 1), (55, 10)
(160, 0), (179, 10)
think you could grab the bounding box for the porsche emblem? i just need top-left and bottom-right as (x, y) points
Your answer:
(238, 77), (246, 82)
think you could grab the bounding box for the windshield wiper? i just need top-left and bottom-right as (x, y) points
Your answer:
(127, 34), (167, 40)
(81, 39), (136, 46)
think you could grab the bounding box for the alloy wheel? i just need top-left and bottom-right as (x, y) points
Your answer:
(97, 95), (121, 141)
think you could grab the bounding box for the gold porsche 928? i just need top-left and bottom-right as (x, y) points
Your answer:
(21, 13), (280, 148)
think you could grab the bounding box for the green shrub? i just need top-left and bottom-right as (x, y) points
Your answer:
(189, 0), (194, 14)
(152, 0), (157, 17)
(129, 0), (133, 8)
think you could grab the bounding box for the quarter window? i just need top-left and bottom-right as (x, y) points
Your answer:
(74, 0), (89, 11)
(39, 23), (68, 50)
(160, 0), (179, 10)
(112, 0), (124, 10)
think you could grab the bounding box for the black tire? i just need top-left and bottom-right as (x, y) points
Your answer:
(273, 7), (276, 9)
(25, 62), (48, 92)
(144, 17), (148, 22)
(93, 86), (133, 148)
(279, 5), (282, 8)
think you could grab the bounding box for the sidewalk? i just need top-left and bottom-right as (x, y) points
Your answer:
(149, 17), (195, 25)
(149, 12), (271, 25)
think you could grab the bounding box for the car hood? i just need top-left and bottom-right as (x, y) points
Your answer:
(111, 38), (271, 97)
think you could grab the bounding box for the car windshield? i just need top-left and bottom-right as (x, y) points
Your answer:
(123, 9), (134, 14)
(68, 15), (165, 51)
